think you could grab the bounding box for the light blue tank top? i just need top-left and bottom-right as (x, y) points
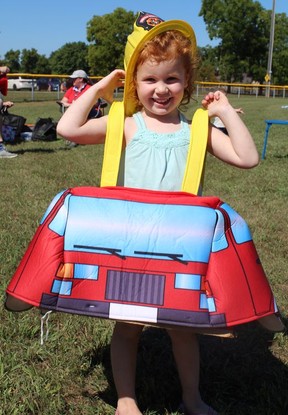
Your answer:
(122, 112), (190, 191)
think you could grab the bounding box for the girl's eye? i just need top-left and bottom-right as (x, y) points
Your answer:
(143, 77), (156, 83)
(167, 77), (178, 83)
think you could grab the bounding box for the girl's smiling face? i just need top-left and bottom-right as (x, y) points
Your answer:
(135, 57), (187, 118)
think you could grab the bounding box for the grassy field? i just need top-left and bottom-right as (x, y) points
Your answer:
(0, 94), (288, 415)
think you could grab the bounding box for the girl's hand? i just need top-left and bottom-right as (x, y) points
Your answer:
(204, 91), (259, 168)
(201, 90), (230, 118)
(96, 69), (125, 103)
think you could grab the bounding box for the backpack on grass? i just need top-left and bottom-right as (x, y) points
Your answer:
(1, 107), (26, 143)
(32, 118), (57, 141)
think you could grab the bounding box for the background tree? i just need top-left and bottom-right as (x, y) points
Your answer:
(20, 48), (51, 74)
(32, 54), (51, 74)
(49, 42), (89, 75)
(197, 46), (219, 82)
(200, 0), (269, 82)
(270, 12), (288, 84)
(2, 50), (21, 72)
(86, 7), (135, 75)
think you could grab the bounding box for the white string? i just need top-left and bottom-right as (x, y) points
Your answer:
(40, 310), (53, 345)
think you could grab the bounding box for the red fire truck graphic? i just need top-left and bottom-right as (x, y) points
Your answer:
(6, 187), (278, 329)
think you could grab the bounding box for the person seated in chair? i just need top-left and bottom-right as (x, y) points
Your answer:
(58, 70), (106, 119)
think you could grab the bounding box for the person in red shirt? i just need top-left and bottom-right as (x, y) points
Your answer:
(0, 65), (9, 97)
(59, 70), (103, 147)
(60, 70), (92, 108)
(59, 70), (104, 119)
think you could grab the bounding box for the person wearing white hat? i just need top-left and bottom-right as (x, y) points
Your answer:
(57, 11), (262, 415)
(58, 69), (105, 147)
(60, 69), (91, 109)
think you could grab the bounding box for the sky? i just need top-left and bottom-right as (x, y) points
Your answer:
(0, 0), (287, 60)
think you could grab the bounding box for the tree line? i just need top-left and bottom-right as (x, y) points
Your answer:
(1, 2), (288, 85)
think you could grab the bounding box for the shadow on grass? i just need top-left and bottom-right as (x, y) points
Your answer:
(199, 320), (288, 415)
(9, 148), (57, 154)
(84, 320), (288, 415)
(6, 145), (75, 155)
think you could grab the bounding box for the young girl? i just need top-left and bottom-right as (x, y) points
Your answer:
(57, 12), (260, 415)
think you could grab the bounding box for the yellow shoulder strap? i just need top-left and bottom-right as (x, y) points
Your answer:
(100, 101), (125, 187)
(100, 104), (209, 193)
(181, 108), (209, 194)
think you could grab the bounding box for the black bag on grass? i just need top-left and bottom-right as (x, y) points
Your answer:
(32, 118), (57, 141)
(1, 108), (26, 143)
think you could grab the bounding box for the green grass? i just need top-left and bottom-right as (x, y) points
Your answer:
(0, 95), (288, 414)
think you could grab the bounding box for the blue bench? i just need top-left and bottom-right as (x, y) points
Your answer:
(261, 119), (288, 159)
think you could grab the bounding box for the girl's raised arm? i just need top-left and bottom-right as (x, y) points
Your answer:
(202, 91), (259, 168)
(57, 70), (125, 145)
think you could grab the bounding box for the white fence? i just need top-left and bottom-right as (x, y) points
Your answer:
(195, 81), (288, 98)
